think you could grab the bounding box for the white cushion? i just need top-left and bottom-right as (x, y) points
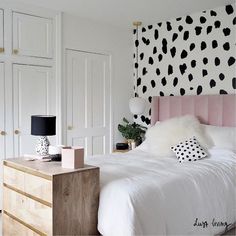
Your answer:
(145, 115), (213, 156)
(202, 124), (236, 151)
(171, 136), (208, 163)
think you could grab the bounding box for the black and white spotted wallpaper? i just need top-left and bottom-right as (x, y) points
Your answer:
(133, 4), (236, 126)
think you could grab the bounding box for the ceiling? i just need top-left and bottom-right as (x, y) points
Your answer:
(8, 0), (236, 29)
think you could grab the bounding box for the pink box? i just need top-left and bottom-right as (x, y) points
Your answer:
(61, 146), (84, 169)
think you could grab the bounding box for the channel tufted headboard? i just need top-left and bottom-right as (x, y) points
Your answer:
(151, 94), (236, 127)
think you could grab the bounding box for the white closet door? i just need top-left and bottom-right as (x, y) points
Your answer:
(0, 62), (5, 210)
(0, 9), (3, 51)
(12, 12), (53, 58)
(13, 64), (56, 156)
(66, 50), (111, 156)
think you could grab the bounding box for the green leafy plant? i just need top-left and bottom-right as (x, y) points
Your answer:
(118, 117), (147, 142)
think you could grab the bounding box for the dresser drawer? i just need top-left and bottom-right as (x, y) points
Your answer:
(3, 186), (52, 235)
(3, 212), (41, 236)
(4, 165), (52, 204)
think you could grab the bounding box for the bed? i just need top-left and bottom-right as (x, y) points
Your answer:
(86, 94), (236, 236)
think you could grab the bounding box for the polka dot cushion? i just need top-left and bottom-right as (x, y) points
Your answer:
(171, 136), (207, 163)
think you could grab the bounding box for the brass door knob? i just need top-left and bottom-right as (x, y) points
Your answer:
(68, 126), (73, 130)
(13, 49), (19, 54)
(0, 131), (6, 136)
(0, 48), (4, 53)
(14, 129), (20, 135)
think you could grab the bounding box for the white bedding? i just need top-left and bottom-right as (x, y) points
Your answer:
(86, 148), (236, 236)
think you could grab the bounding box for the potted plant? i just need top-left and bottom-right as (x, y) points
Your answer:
(118, 117), (147, 149)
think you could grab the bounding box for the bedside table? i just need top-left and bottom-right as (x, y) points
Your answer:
(2, 158), (99, 235)
(113, 149), (130, 153)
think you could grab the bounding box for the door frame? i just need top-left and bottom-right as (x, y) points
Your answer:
(63, 48), (113, 153)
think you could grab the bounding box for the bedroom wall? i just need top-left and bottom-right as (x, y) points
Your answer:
(134, 4), (236, 126)
(62, 14), (133, 146)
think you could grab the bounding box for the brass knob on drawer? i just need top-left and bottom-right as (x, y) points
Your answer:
(14, 129), (20, 135)
(68, 126), (73, 130)
(13, 49), (19, 54)
(0, 131), (6, 136)
(0, 47), (4, 53)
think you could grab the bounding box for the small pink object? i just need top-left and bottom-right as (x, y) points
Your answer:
(61, 146), (84, 169)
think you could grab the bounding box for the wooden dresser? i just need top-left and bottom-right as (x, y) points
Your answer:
(2, 158), (99, 236)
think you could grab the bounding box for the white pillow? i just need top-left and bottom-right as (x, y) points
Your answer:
(202, 124), (236, 151)
(146, 115), (213, 156)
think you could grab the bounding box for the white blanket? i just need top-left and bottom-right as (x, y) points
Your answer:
(86, 148), (236, 236)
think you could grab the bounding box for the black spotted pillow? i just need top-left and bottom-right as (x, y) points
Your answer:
(171, 136), (207, 163)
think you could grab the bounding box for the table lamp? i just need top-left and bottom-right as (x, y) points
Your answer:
(31, 115), (56, 155)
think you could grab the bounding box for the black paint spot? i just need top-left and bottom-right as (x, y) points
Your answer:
(207, 26), (212, 34)
(233, 17), (236, 25)
(135, 39), (139, 47)
(141, 115), (145, 122)
(191, 60), (196, 68)
(172, 33), (178, 42)
(148, 96), (152, 103)
(166, 21), (172, 31)
(197, 85), (203, 95)
(183, 31), (189, 40)
(232, 77), (236, 89)
(181, 50), (188, 59)
(228, 57), (235, 66)
(223, 42), (230, 51)
(186, 16), (193, 24)
(200, 16), (206, 23)
(158, 54), (163, 62)
(168, 65), (173, 75)
(148, 25), (153, 30)
(178, 25), (183, 32)
(134, 115), (137, 119)
(154, 29), (159, 40)
(137, 78), (141, 86)
(215, 57), (220, 66)
(180, 88), (185, 96)
(210, 79), (216, 88)
(201, 41), (207, 50)
(179, 63), (187, 75)
(133, 29), (136, 35)
(170, 47), (176, 58)
(145, 118), (151, 125)
(162, 39), (167, 54)
(140, 53), (144, 60)
(226, 5), (234, 15)
(214, 21), (221, 28)
(142, 86), (147, 94)
(158, 22), (162, 27)
(188, 74), (193, 82)
(160, 91), (164, 96)
(151, 80), (156, 88)
(149, 109), (151, 116)
(212, 40), (218, 49)
(210, 10), (217, 16)
(153, 46), (157, 54)
(223, 28), (231, 36)
(134, 62), (138, 68)
(142, 37), (150, 45)
(142, 27), (146, 32)
(161, 77), (167, 86)
(156, 68), (160, 76)
(195, 26), (202, 35)
(220, 89), (228, 94)
(176, 17), (182, 21)
(170, 94), (174, 96)
(202, 69), (208, 77)
(173, 77), (178, 87)
(203, 57), (208, 65)
(189, 43), (195, 51)
(142, 67), (147, 76)
(219, 73), (225, 81)
(149, 57), (154, 65)
(190, 87), (193, 90)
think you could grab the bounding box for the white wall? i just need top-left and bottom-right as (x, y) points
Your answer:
(62, 13), (133, 147)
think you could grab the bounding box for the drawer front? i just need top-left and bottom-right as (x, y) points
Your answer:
(3, 186), (52, 235)
(3, 212), (40, 236)
(4, 165), (52, 204)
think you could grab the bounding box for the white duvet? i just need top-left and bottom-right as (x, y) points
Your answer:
(86, 148), (236, 236)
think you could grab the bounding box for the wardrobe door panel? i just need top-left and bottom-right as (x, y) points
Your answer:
(0, 9), (4, 53)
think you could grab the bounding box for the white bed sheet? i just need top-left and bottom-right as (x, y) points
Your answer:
(86, 148), (236, 236)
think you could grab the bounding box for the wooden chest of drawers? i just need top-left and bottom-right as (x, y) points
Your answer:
(2, 158), (99, 235)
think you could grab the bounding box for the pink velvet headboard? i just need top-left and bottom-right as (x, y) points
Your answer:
(151, 94), (236, 127)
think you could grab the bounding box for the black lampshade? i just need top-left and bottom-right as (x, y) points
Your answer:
(31, 115), (56, 136)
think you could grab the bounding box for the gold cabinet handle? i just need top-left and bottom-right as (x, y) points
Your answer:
(0, 47), (4, 53)
(14, 129), (20, 135)
(0, 131), (6, 136)
(68, 126), (73, 130)
(13, 49), (19, 54)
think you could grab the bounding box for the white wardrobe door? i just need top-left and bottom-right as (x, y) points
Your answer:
(66, 50), (111, 156)
(0, 9), (3, 51)
(12, 12), (53, 58)
(13, 64), (56, 156)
